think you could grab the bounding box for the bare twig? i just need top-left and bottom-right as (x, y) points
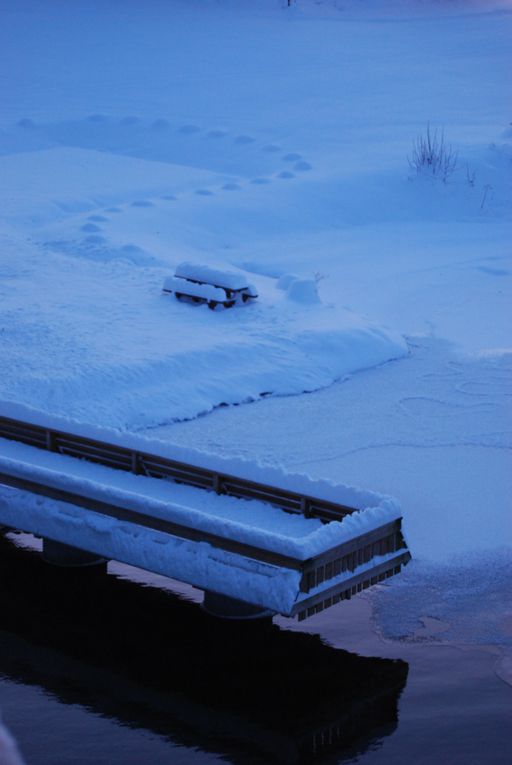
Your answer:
(480, 184), (493, 210)
(408, 123), (458, 183)
(466, 164), (476, 188)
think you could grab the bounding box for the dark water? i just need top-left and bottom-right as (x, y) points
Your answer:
(0, 535), (510, 765)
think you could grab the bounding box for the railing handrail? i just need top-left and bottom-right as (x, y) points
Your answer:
(0, 414), (358, 523)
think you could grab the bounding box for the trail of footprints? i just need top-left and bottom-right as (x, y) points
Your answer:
(13, 113), (313, 192)
(12, 114), (313, 255)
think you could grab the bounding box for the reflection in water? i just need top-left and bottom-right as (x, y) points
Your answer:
(0, 534), (408, 764)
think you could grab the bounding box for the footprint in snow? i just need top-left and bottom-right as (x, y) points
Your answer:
(106, 207), (122, 213)
(477, 266), (509, 276)
(222, 183), (241, 191)
(131, 200), (154, 207)
(84, 235), (106, 245)
(277, 171), (295, 179)
(195, 189), (214, 196)
(152, 118), (170, 129)
(251, 178), (270, 185)
(234, 135), (255, 144)
(86, 114), (108, 123)
(120, 116), (139, 125)
(160, 194), (177, 200)
(282, 152), (302, 162)
(457, 380), (512, 397)
(121, 244), (143, 254)
(207, 129), (227, 138)
(294, 160), (312, 172)
(262, 144), (281, 152)
(81, 223), (102, 233)
(178, 124), (201, 134)
(17, 118), (35, 128)
(87, 214), (108, 222)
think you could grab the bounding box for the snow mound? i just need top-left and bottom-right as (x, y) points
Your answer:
(286, 277), (321, 305)
(277, 273), (320, 304)
(276, 273), (299, 290)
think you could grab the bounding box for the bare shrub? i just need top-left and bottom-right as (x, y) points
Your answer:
(409, 123), (458, 183)
(465, 164), (476, 188)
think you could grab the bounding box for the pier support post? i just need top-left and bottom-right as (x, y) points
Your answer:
(42, 539), (107, 570)
(202, 591), (273, 621)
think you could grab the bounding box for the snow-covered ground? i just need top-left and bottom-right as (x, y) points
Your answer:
(0, 720), (25, 765)
(0, 0), (511, 676)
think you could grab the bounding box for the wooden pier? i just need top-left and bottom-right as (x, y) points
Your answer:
(0, 414), (411, 621)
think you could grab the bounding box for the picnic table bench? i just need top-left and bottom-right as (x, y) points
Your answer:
(163, 262), (258, 310)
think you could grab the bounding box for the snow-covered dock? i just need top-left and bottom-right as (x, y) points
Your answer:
(0, 406), (410, 621)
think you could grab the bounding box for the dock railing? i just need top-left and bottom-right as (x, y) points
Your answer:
(0, 414), (411, 620)
(0, 414), (357, 522)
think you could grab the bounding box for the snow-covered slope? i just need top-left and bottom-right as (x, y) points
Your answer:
(0, 142), (407, 428)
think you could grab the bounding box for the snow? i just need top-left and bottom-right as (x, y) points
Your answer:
(162, 276), (228, 303)
(0, 481), (404, 615)
(0, 436), (400, 560)
(371, 548), (512, 648)
(0, 400), (397, 512)
(0, 484), (303, 613)
(0, 142), (407, 427)
(286, 277), (321, 305)
(0, 721), (25, 765)
(0, 0), (510, 647)
(174, 262), (250, 291)
(296, 551), (405, 606)
(159, 338), (511, 559)
(276, 273), (299, 291)
(0, 434), (402, 613)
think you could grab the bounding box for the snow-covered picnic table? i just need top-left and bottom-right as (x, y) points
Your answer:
(163, 262), (258, 309)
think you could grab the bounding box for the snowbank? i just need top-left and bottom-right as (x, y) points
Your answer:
(286, 278), (321, 305)
(0, 207), (407, 429)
